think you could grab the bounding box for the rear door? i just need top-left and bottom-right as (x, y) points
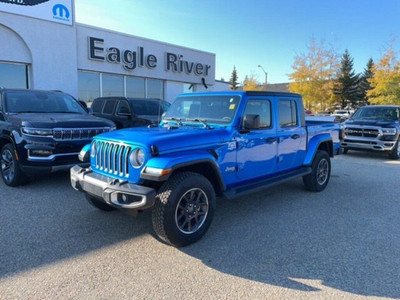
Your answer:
(276, 99), (307, 171)
(236, 97), (278, 182)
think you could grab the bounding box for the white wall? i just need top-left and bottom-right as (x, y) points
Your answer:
(195, 80), (230, 92)
(0, 11), (78, 97)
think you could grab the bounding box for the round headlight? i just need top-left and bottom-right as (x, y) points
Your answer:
(91, 142), (96, 157)
(130, 148), (145, 168)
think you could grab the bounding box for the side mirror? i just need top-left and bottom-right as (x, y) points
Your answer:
(87, 108), (94, 115)
(243, 114), (261, 130)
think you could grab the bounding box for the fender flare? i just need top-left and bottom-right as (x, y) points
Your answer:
(304, 134), (333, 166)
(141, 152), (226, 192)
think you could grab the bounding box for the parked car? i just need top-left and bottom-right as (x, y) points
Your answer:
(91, 97), (170, 129)
(332, 109), (352, 122)
(341, 105), (400, 159)
(71, 91), (340, 247)
(0, 88), (116, 186)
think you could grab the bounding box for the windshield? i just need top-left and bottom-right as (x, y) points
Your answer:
(334, 110), (348, 114)
(130, 100), (167, 116)
(351, 107), (400, 121)
(164, 95), (241, 124)
(4, 91), (86, 114)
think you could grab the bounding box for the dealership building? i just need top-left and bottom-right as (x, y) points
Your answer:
(0, 0), (228, 103)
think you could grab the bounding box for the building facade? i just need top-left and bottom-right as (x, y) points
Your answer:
(0, 0), (228, 103)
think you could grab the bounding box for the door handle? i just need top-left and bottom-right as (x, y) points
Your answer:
(266, 137), (277, 144)
(291, 134), (300, 140)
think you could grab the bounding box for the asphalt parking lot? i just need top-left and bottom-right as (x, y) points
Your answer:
(1, 152), (399, 299)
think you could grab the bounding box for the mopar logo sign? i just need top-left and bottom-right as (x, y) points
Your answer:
(0, 0), (49, 5)
(52, 3), (69, 22)
(0, 0), (72, 25)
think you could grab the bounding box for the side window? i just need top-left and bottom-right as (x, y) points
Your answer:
(279, 100), (298, 127)
(91, 99), (104, 113)
(116, 101), (131, 115)
(243, 99), (272, 128)
(102, 99), (117, 115)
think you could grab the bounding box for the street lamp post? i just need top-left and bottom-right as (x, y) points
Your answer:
(258, 65), (268, 90)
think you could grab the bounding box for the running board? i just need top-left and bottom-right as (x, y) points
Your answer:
(223, 167), (312, 200)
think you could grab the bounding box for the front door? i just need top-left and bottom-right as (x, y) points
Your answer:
(236, 98), (277, 182)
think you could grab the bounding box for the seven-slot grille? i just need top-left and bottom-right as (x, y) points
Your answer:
(93, 141), (132, 178)
(344, 127), (380, 138)
(53, 128), (110, 140)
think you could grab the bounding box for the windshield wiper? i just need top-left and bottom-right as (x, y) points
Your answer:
(50, 111), (84, 114)
(185, 118), (211, 129)
(163, 117), (183, 127)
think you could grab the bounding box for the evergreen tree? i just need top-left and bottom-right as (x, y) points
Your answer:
(359, 58), (374, 105)
(334, 49), (362, 109)
(230, 66), (239, 90)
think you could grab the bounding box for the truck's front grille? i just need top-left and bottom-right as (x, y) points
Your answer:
(93, 141), (132, 178)
(53, 128), (110, 140)
(344, 127), (380, 138)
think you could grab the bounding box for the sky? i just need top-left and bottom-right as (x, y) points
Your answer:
(75, 0), (400, 84)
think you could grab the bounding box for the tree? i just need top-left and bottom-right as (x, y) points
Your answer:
(334, 49), (362, 109)
(243, 73), (263, 91)
(230, 66), (239, 90)
(368, 44), (400, 105)
(288, 39), (340, 111)
(359, 58), (374, 105)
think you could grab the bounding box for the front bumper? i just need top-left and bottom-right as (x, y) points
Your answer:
(341, 137), (396, 152)
(70, 165), (156, 210)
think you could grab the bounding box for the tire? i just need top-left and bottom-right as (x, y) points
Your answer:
(86, 194), (116, 211)
(0, 143), (27, 187)
(152, 171), (216, 247)
(388, 139), (400, 160)
(303, 150), (331, 192)
(342, 148), (348, 154)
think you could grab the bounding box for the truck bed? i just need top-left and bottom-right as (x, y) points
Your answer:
(306, 116), (341, 153)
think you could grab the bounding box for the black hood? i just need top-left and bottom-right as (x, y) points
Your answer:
(345, 119), (399, 128)
(0, 0), (49, 6)
(7, 113), (115, 129)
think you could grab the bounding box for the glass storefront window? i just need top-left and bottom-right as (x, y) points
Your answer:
(102, 74), (124, 97)
(77, 71), (165, 102)
(126, 77), (145, 98)
(78, 71), (100, 105)
(147, 79), (164, 99)
(0, 62), (28, 89)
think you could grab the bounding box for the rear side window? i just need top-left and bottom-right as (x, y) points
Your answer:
(116, 100), (131, 115)
(91, 99), (104, 113)
(102, 100), (117, 115)
(279, 100), (298, 127)
(243, 99), (272, 128)
(130, 100), (163, 116)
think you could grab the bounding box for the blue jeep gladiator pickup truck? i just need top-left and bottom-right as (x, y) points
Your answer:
(71, 91), (340, 247)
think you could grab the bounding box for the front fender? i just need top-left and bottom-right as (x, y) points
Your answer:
(141, 150), (224, 187)
(304, 134), (333, 166)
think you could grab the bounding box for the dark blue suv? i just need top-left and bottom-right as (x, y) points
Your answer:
(0, 89), (115, 186)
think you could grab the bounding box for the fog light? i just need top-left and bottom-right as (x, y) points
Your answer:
(30, 150), (53, 157)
